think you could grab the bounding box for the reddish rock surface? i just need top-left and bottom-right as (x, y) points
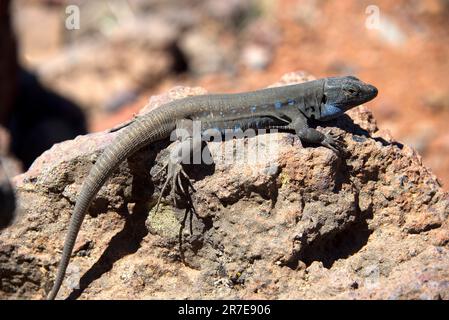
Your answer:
(0, 73), (448, 300)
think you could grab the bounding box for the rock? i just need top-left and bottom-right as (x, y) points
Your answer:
(241, 44), (272, 70)
(0, 159), (16, 230)
(1, 72), (448, 300)
(178, 29), (234, 75)
(0, 125), (21, 230)
(203, 0), (252, 23)
(240, 20), (280, 70)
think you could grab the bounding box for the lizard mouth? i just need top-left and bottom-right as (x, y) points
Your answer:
(366, 84), (378, 100)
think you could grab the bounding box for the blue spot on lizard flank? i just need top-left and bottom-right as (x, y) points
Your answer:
(275, 101), (282, 109)
(288, 99), (296, 105)
(251, 106), (257, 112)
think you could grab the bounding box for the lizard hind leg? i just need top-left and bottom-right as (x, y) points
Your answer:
(153, 119), (200, 213)
(154, 145), (196, 213)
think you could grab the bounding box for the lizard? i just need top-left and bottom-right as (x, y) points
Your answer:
(47, 76), (378, 299)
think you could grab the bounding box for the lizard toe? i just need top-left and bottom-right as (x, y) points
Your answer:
(321, 134), (345, 155)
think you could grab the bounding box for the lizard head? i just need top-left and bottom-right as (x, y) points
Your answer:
(319, 76), (378, 121)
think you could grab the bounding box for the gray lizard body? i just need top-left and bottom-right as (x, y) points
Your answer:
(47, 76), (377, 299)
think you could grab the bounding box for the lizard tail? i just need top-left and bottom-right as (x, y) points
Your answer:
(47, 111), (175, 300)
(47, 138), (133, 300)
(46, 181), (94, 300)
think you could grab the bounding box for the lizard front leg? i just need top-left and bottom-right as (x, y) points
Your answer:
(291, 117), (343, 154)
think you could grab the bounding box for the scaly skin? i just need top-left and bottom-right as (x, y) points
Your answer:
(47, 76), (377, 299)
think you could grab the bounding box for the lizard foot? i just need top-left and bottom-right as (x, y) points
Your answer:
(153, 160), (196, 213)
(321, 132), (345, 155)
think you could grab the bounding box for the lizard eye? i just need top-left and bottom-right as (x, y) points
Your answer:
(345, 88), (358, 96)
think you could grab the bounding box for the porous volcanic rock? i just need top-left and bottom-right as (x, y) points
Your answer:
(0, 72), (448, 299)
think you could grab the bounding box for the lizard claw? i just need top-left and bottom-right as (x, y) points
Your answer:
(330, 131), (345, 141)
(154, 160), (195, 213)
(321, 134), (345, 155)
(153, 162), (168, 178)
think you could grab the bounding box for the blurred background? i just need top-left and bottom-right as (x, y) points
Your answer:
(1, 0), (449, 191)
